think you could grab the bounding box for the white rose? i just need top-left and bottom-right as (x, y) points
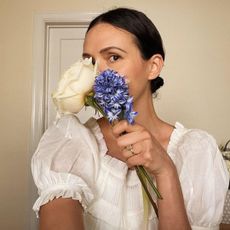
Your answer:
(52, 57), (97, 114)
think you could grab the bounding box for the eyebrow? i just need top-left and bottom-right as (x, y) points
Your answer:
(82, 46), (127, 58)
(100, 46), (127, 54)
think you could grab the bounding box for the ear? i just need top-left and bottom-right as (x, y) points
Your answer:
(147, 54), (164, 80)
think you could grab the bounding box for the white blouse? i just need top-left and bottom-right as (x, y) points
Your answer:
(32, 114), (229, 230)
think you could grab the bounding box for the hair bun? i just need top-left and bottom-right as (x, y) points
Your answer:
(151, 76), (164, 93)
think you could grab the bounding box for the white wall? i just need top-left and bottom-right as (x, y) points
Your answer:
(0, 0), (229, 229)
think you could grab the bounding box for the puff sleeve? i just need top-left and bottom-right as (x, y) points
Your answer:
(170, 125), (229, 230)
(31, 115), (99, 216)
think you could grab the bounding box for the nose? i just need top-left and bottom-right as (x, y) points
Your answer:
(96, 59), (108, 73)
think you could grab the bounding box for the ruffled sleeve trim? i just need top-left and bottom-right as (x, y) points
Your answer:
(32, 170), (94, 217)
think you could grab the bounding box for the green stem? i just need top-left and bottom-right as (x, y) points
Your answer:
(135, 166), (159, 217)
(85, 95), (107, 118)
(137, 165), (163, 199)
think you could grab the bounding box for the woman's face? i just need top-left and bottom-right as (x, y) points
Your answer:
(83, 23), (153, 102)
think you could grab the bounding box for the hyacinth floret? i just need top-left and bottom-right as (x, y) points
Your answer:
(94, 69), (137, 124)
(124, 97), (138, 124)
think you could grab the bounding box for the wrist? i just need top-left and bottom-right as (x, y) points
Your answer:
(154, 157), (177, 181)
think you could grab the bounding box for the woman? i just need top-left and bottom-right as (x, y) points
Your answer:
(32, 8), (229, 230)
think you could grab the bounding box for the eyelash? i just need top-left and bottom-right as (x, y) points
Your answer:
(108, 55), (121, 63)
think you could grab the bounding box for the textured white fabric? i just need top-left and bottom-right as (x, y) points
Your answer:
(31, 114), (229, 229)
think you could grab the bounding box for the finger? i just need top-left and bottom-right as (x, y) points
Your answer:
(126, 154), (145, 168)
(124, 143), (142, 155)
(131, 143), (142, 154)
(117, 130), (151, 148)
(122, 145), (135, 159)
(112, 120), (144, 136)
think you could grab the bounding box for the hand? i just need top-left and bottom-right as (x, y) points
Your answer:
(113, 120), (191, 228)
(112, 120), (173, 177)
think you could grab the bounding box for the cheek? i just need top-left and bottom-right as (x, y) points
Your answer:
(117, 60), (146, 81)
(110, 58), (150, 96)
(129, 80), (147, 96)
(127, 71), (149, 98)
(124, 64), (149, 86)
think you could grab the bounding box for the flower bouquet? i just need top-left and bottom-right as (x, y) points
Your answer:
(52, 58), (162, 216)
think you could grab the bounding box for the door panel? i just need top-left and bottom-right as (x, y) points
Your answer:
(46, 25), (97, 128)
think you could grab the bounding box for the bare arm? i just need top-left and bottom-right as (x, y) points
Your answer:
(39, 198), (84, 230)
(156, 160), (191, 230)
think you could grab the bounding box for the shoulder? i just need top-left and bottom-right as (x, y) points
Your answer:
(32, 114), (101, 175)
(54, 114), (97, 141)
(41, 114), (100, 146)
(168, 122), (224, 174)
(171, 122), (218, 158)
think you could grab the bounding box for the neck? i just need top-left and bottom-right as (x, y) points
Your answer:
(133, 93), (173, 150)
(134, 93), (160, 131)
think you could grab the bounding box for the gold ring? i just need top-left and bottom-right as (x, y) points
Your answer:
(126, 144), (135, 155)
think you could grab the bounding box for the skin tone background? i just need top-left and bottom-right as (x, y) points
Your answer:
(0, 0), (229, 229)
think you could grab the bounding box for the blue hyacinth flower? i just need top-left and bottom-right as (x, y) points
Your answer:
(94, 69), (137, 124)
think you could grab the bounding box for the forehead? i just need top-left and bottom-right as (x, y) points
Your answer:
(83, 23), (137, 51)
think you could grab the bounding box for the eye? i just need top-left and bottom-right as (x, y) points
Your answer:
(109, 55), (120, 63)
